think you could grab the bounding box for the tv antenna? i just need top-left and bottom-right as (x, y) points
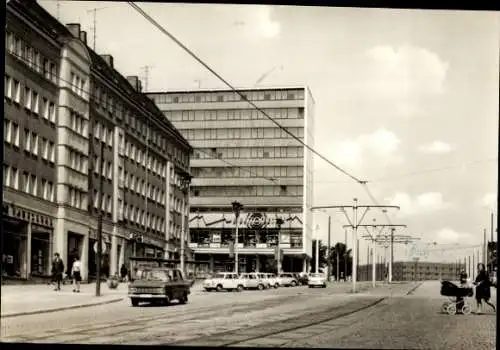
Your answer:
(87, 6), (113, 51)
(141, 65), (155, 92)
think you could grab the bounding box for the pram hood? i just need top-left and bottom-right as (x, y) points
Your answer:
(440, 280), (473, 297)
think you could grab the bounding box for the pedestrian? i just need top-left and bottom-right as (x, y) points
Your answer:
(120, 263), (128, 283)
(71, 256), (82, 293)
(473, 263), (496, 314)
(456, 270), (468, 311)
(51, 253), (65, 291)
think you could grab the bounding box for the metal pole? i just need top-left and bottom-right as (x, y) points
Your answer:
(472, 252), (475, 280)
(372, 243), (376, 287)
(389, 228), (394, 283)
(366, 244), (369, 281)
(315, 239), (319, 273)
(277, 219), (283, 274)
(484, 228), (488, 266)
(352, 198), (358, 292)
(96, 141), (104, 297)
(327, 216), (332, 281)
(491, 212), (495, 242)
(468, 255), (471, 279)
(344, 228), (347, 282)
(235, 213), (239, 274)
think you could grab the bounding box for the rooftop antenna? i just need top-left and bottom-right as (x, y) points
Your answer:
(194, 79), (201, 88)
(87, 6), (113, 51)
(56, 1), (60, 20)
(254, 65), (283, 86)
(141, 65), (155, 92)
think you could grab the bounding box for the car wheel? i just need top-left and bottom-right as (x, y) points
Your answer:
(216, 284), (223, 292)
(179, 293), (188, 304)
(131, 298), (139, 307)
(308, 285), (313, 288)
(274, 283), (279, 289)
(322, 284), (327, 288)
(291, 281), (297, 287)
(237, 284), (244, 292)
(257, 284), (264, 290)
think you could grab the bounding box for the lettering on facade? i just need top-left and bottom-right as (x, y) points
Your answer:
(246, 213), (267, 229)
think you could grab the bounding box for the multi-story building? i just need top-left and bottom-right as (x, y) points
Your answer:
(148, 87), (315, 274)
(3, 0), (192, 282)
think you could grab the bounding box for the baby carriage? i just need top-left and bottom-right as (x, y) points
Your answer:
(440, 280), (474, 315)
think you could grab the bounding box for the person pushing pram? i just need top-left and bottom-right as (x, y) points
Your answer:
(440, 270), (474, 315)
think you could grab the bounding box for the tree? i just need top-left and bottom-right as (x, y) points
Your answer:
(311, 241), (353, 278)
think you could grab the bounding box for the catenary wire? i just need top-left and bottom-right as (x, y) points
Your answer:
(127, 2), (402, 233)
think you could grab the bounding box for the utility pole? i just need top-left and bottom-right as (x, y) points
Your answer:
(484, 228), (488, 266)
(344, 228), (348, 282)
(231, 202), (243, 274)
(327, 215), (332, 281)
(315, 239), (320, 273)
(96, 141), (104, 296)
(357, 223), (409, 286)
(56, 1), (60, 20)
(491, 212), (495, 242)
(276, 218), (284, 274)
(312, 199), (401, 293)
(87, 7), (112, 51)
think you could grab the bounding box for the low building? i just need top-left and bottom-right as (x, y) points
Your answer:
(357, 261), (462, 282)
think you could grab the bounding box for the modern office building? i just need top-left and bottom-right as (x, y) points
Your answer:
(148, 87), (315, 274)
(3, 0), (192, 283)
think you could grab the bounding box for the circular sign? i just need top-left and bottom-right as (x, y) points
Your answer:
(93, 241), (107, 254)
(247, 213), (267, 229)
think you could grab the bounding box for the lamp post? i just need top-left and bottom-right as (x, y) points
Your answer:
(231, 201), (243, 274)
(276, 218), (284, 274)
(180, 175), (192, 275)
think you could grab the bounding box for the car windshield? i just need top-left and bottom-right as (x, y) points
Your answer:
(213, 274), (226, 279)
(139, 270), (171, 281)
(310, 273), (322, 278)
(279, 274), (290, 277)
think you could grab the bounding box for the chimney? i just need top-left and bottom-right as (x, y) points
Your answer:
(100, 54), (114, 69)
(138, 79), (143, 93)
(126, 76), (140, 92)
(65, 23), (80, 39)
(79, 31), (87, 45)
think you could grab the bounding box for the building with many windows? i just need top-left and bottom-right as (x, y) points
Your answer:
(357, 261), (462, 282)
(148, 87), (315, 274)
(3, 0), (192, 282)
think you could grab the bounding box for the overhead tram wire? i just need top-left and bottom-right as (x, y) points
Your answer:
(128, 2), (400, 227)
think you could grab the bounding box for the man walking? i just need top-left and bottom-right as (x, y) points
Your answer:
(51, 253), (65, 291)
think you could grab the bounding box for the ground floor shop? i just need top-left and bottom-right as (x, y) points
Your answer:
(193, 253), (310, 275)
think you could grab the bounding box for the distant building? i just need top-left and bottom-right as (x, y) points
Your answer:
(3, 0), (191, 283)
(357, 261), (462, 282)
(148, 87), (315, 274)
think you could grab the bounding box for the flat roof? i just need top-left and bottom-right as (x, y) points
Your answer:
(147, 84), (309, 95)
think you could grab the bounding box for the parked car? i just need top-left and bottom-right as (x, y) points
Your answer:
(128, 267), (191, 307)
(277, 273), (298, 287)
(203, 272), (244, 292)
(264, 273), (280, 288)
(308, 273), (327, 288)
(257, 273), (272, 289)
(240, 273), (266, 290)
(294, 272), (309, 286)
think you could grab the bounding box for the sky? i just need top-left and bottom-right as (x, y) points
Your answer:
(40, 1), (499, 263)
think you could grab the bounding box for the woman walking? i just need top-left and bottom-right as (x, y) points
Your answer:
(473, 263), (495, 314)
(71, 256), (82, 293)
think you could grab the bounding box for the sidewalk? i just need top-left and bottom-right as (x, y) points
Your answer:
(1, 280), (206, 318)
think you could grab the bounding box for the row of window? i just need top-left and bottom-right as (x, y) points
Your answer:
(5, 121), (56, 162)
(5, 31), (58, 84)
(124, 141), (168, 178)
(93, 156), (113, 180)
(181, 127), (304, 141)
(123, 172), (165, 204)
(70, 71), (87, 99)
(191, 166), (304, 179)
(191, 185), (304, 197)
(93, 121), (114, 147)
(94, 85), (189, 168)
(69, 110), (88, 137)
(68, 149), (88, 174)
(92, 191), (113, 214)
(68, 187), (87, 210)
(3, 165), (55, 201)
(122, 203), (166, 233)
(151, 89), (305, 104)
(194, 146), (304, 160)
(5, 75), (57, 123)
(166, 107), (304, 122)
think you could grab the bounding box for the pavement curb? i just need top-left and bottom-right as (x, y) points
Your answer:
(405, 281), (424, 295)
(1, 297), (124, 318)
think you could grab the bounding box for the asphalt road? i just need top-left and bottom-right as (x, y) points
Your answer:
(1, 281), (496, 349)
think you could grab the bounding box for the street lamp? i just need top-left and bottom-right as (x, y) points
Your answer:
(276, 218), (284, 274)
(180, 175), (192, 275)
(231, 201), (243, 274)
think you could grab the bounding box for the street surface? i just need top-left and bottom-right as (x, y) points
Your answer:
(1, 281), (496, 349)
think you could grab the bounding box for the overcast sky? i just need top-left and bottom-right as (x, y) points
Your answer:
(41, 1), (499, 263)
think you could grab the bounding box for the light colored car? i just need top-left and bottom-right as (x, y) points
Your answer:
(203, 272), (244, 292)
(240, 273), (266, 290)
(277, 273), (298, 287)
(308, 273), (327, 288)
(264, 273), (280, 288)
(257, 273), (272, 289)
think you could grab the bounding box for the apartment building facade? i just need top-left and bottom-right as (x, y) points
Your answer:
(148, 87), (315, 274)
(357, 261), (462, 282)
(3, 0), (192, 282)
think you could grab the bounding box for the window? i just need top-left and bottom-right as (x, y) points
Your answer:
(41, 179), (48, 200)
(13, 79), (21, 103)
(23, 172), (30, 193)
(32, 91), (39, 114)
(31, 175), (37, 196)
(24, 129), (31, 152)
(5, 75), (12, 99)
(31, 132), (38, 155)
(49, 142), (55, 162)
(11, 167), (19, 189)
(48, 102), (56, 123)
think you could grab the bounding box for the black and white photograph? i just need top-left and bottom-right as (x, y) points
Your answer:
(1, 0), (498, 348)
